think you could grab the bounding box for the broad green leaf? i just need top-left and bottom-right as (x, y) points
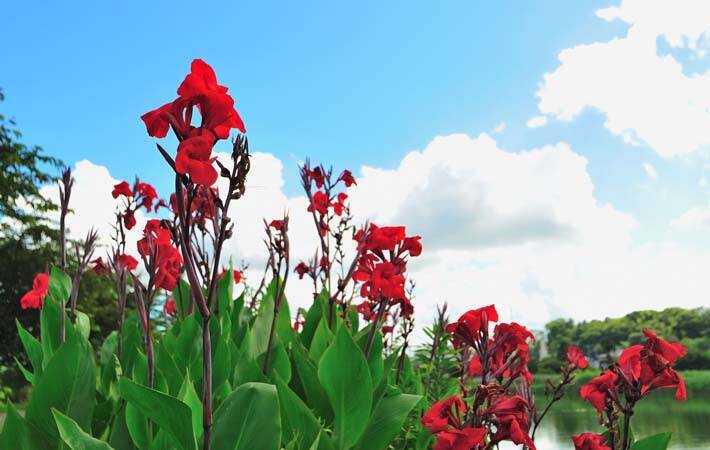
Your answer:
(156, 340), (182, 396)
(631, 433), (672, 450)
(48, 266), (72, 305)
(171, 278), (190, 321)
(52, 408), (114, 450)
(273, 374), (323, 450)
(15, 356), (35, 384)
(108, 405), (134, 450)
(292, 342), (332, 421)
(119, 377), (196, 450)
(119, 314), (141, 376)
(212, 335), (232, 391)
(0, 402), (49, 450)
(25, 332), (96, 444)
(174, 314), (202, 380)
(301, 291), (328, 348)
(356, 326), (383, 387)
(40, 293), (64, 367)
(248, 291), (277, 358)
(309, 320), (334, 363)
(258, 342), (291, 383)
(125, 402), (151, 449)
(74, 310), (91, 341)
(16, 319), (43, 378)
(217, 268), (233, 317)
(354, 394), (422, 450)
(211, 382), (281, 450)
(178, 377), (203, 441)
(318, 325), (373, 449)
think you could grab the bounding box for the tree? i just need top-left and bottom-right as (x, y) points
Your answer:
(0, 89), (63, 396)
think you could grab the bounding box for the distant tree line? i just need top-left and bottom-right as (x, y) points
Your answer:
(535, 307), (710, 373)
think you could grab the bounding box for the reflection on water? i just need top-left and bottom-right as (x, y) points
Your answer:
(499, 392), (710, 450)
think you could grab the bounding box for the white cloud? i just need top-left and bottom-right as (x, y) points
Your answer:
(535, 0), (710, 157)
(492, 121), (506, 134)
(54, 134), (710, 337)
(671, 206), (710, 230)
(39, 160), (151, 260)
(642, 161), (658, 179)
(526, 116), (548, 128)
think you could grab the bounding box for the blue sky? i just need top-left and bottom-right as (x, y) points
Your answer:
(5, 1), (710, 324)
(2, 1), (634, 189)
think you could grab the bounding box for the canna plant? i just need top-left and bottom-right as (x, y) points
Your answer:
(2, 59), (424, 450)
(1, 58), (690, 450)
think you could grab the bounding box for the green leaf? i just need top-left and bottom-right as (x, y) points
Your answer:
(309, 320), (334, 363)
(52, 408), (115, 450)
(211, 382), (281, 450)
(40, 293), (64, 367)
(318, 325), (373, 449)
(212, 335), (232, 391)
(118, 377), (197, 450)
(291, 342), (332, 421)
(631, 433), (672, 450)
(16, 319), (43, 378)
(171, 278), (190, 321)
(156, 340), (182, 396)
(0, 402), (49, 450)
(178, 376), (203, 441)
(125, 402), (151, 449)
(74, 310), (91, 341)
(354, 394), (422, 450)
(174, 314), (203, 381)
(108, 405), (135, 450)
(273, 374), (323, 450)
(301, 291), (327, 348)
(248, 291), (277, 358)
(356, 326), (383, 387)
(217, 268), (233, 317)
(25, 332), (96, 444)
(48, 266), (72, 305)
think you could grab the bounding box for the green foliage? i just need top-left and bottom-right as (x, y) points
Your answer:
(631, 432), (672, 450)
(541, 307), (710, 371)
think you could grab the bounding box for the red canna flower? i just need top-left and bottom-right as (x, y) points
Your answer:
(294, 261), (310, 279)
(331, 192), (348, 216)
(118, 254), (139, 272)
(164, 297), (177, 316)
(618, 345), (643, 381)
(112, 181), (132, 199)
(306, 167), (325, 188)
(269, 219), (284, 231)
(20, 273), (49, 310)
(401, 235), (423, 257)
(233, 270), (243, 284)
(354, 260), (406, 300)
(422, 396), (467, 433)
(135, 181), (159, 212)
(308, 191), (330, 215)
(642, 329), (686, 364)
(488, 396), (535, 450)
(567, 345), (588, 369)
(123, 209), (137, 230)
(337, 169), (356, 187)
(434, 427), (487, 450)
(175, 134), (218, 186)
(354, 224), (406, 252)
(580, 370), (618, 413)
(468, 355), (483, 377)
(90, 257), (111, 276)
(381, 325), (394, 335)
(445, 305), (499, 348)
(572, 433), (611, 450)
(356, 301), (377, 321)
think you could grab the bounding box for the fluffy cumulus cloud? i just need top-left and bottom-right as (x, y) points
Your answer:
(671, 207), (710, 230)
(54, 134), (710, 335)
(535, 0), (710, 157)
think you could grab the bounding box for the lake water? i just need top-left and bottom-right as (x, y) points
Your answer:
(500, 393), (710, 450)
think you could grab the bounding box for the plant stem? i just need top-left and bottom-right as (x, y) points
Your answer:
(202, 315), (213, 450)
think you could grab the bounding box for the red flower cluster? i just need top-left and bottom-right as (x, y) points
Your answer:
(302, 163), (355, 236)
(421, 396), (487, 450)
(572, 433), (611, 450)
(567, 344), (589, 369)
(111, 179), (164, 230)
(20, 273), (49, 310)
(580, 329), (687, 414)
(422, 304), (545, 449)
(142, 59), (245, 186)
(90, 257), (111, 276)
(137, 220), (183, 291)
(118, 254), (138, 271)
(352, 224), (421, 320)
